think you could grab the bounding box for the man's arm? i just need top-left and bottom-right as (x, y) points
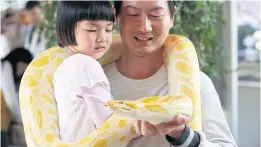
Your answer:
(165, 72), (238, 147)
(166, 125), (200, 147)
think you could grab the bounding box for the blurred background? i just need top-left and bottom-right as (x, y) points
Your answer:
(0, 1), (260, 147)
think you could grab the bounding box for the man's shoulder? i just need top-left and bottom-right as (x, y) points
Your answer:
(199, 71), (213, 88)
(199, 71), (212, 82)
(199, 71), (219, 98)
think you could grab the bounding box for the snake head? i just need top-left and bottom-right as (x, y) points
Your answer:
(106, 99), (172, 125)
(106, 96), (193, 125)
(106, 100), (139, 112)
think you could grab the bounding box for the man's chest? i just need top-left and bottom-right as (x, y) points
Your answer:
(109, 78), (168, 100)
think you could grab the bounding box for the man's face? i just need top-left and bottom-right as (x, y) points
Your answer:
(117, 0), (174, 56)
(26, 7), (42, 25)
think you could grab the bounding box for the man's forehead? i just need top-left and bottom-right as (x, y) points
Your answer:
(122, 0), (168, 9)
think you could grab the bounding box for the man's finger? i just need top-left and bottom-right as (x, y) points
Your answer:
(141, 121), (157, 136)
(155, 123), (168, 135)
(166, 114), (189, 125)
(133, 120), (142, 135)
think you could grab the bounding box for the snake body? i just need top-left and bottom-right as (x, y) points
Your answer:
(19, 34), (201, 146)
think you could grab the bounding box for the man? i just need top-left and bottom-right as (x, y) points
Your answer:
(103, 1), (238, 146)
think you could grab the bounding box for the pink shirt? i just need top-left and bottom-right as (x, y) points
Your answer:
(53, 53), (112, 141)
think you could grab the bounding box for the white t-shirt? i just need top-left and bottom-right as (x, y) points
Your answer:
(53, 53), (112, 141)
(103, 62), (237, 147)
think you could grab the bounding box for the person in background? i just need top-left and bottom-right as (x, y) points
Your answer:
(1, 48), (33, 147)
(2, 1), (42, 52)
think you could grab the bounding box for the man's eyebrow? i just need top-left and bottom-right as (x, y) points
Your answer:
(124, 5), (138, 9)
(150, 6), (164, 11)
(83, 22), (113, 27)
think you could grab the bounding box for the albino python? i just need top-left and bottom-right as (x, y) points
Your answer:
(19, 34), (201, 147)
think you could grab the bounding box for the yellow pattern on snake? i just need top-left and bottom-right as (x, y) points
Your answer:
(19, 34), (201, 147)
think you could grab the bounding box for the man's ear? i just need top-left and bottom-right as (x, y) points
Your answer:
(170, 6), (177, 27)
(174, 6), (177, 14)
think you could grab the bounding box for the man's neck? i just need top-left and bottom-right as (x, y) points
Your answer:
(115, 48), (164, 79)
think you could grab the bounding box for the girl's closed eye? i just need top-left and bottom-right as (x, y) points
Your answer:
(86, 29), (97, 32)
(84, 26), (97, 32)
(106, 28), (113, 32)
(105, 25), (113, 32)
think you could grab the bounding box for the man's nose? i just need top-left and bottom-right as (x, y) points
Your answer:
(137, 15), (152, 33)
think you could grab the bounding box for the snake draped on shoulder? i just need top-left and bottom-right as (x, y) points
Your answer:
(19, 34), (201, 147)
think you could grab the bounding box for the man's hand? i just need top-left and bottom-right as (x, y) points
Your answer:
(133, 114), (189, 137)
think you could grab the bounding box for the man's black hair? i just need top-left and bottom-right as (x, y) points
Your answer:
(114, 1), (176, 17)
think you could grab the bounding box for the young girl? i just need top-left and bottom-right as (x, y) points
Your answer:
(53, 1), (114, 141)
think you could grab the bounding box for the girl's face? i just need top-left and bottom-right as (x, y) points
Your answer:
(69, 20), (113, 59)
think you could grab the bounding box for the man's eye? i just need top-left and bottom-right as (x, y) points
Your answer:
(106, 30), (112, 32)
(151, 15), (162, 19)
(128, 14), (139, 17)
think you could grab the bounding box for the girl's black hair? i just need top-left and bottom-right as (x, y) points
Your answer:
(56, 1), (115, 47)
